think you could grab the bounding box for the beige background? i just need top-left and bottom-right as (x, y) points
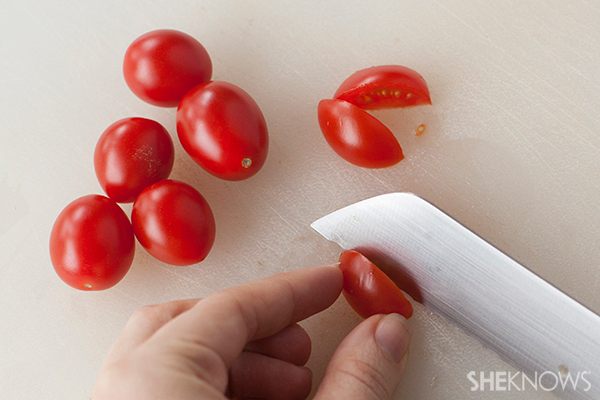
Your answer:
(1, 0), (599, 399)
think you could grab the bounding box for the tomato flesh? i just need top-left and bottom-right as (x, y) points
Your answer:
(177, 81), (269, 181)
(338, 250), (413, 319)
(132, 180), (216, 266)
(334, 65), (431, 110)
(318, 99), (403, 168)
(123, 29), (213, 107)
(49, 195), (135, 291)
(94, 117), (174, 203)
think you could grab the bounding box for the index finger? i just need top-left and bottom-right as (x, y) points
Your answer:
(148, 265), (342, 370)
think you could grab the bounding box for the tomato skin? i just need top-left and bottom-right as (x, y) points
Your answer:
(176, 81), (269, 181)
(94, 117), (175, 203)
(338, 250), (413, 319)
(132, 180), (216, 266)
(123, 29), (212, 107)
(318, 99), (403, 168)
(49, 195), (135, 291)
(334, 65), (431, 110)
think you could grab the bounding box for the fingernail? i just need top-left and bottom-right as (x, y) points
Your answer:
(375, 313), (410, 363)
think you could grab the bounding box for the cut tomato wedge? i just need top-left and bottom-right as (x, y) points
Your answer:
(334, 65), (431, 110)
(317, 99), (404, 168)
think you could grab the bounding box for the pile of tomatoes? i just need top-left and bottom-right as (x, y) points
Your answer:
(50, 29), (268, 290)
(49, 28), (430, 321)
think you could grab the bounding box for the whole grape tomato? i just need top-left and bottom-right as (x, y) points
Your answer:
(94, 117), (174, 203)
(338, 249), (413, 319)
(123, 29), (213, 107)
(176, 81), (269, 181)
(49, 195), (135, 291)
(131, 180), (216, 266)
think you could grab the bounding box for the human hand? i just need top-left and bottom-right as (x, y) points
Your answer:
(91, 266), (410, 400)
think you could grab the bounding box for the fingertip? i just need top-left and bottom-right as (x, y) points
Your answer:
(374, 313), (410, 363)
(314, 313), (410, 400)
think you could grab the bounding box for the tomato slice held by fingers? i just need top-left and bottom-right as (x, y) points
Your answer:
(334, 65), (431, 110)
(338, 250), (413, 319)
(318, 99), (403, 168)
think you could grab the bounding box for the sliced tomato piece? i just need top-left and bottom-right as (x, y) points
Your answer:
(338, 250), (413, 319)
(334, 65), (431, 110)
(317, 99), (403, 168)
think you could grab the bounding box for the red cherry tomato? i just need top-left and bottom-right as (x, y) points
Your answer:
(176, 81), (269, 181)
(338, 250), (413, 319)
(49, 195), (135, 291)
(123, 29), (213, 107)
(333, 65), (431, 110)
(132, 180), (216, 266)
(318, 99), (404, 168)
(94, 117), (175, 203)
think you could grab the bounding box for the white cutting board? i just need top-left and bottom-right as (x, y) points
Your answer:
(1, 1), (599, 399)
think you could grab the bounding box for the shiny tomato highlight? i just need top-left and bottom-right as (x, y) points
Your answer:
(49, 195), (135, 291)
(132, 180), (216, 266)
(333, 65), (431, 110)
(123, 29), (212, 107)
(318, 99), (403, 168)
(94, 117), (174, 203)
(338, 250), (413, 319)
(176, 81), (269, 180)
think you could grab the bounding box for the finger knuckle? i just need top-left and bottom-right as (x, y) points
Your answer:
(337, 357), (392, 400)
(130, 304), (162, 321)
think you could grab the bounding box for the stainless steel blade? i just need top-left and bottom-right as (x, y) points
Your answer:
(311, 192), (600, 399)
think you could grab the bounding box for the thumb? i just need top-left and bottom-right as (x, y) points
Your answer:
(314, 313), (410, 400)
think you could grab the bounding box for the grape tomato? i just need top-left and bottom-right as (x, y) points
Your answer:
(338, 249), (413, 319)
(317, 99), (403, 168)
(176, 81), (269, 181)
(49, 195), (135, 291)
(94, 117), (174, 203)
(333, 65), (431, 110)
(131, 180), (216, 266)
(123, 29), (213, 107)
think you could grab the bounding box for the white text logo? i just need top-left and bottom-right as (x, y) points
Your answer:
(467, 370), (592, 392)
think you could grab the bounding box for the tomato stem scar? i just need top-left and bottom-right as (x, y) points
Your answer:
(241, 158), (252, 168)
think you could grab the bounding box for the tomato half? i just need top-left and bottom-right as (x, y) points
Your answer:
(338, 250), (413, 319)
(334, 65), (431, 110)
(131, 180), (216, 266)
(176, 81), (269, 180)
(123, 29), (212, 107)
(317, 99), (403, 168)
(94, 117), (174, 203)
(49, 195), (135, 291)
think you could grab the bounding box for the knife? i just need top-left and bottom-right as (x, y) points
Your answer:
(311, 192), (600, 400)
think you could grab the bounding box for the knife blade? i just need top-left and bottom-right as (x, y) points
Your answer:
(311, 192), (600, 400)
